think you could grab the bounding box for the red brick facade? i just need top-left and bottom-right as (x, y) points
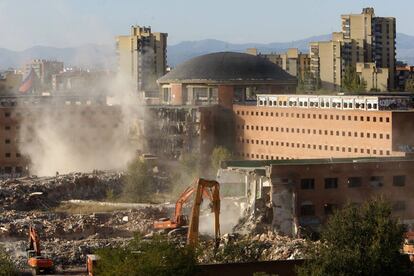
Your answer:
(233, 104), (414, 160)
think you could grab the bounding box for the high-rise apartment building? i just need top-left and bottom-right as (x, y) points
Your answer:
(247, 48), (310, 80)
(341, 7), (396, 88)
(310, 8), (396, 91)
(116, 26), (167, 99)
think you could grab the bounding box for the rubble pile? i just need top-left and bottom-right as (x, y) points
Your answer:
(2, 238), (131, 269)
(200, 231), (313, 264)
(0, 172), (124, 211)
(0, 171), (173, 268)
(0, 207), (167, 240)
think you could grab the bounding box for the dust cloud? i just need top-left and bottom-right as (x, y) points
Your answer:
(17, 73), (143, 176)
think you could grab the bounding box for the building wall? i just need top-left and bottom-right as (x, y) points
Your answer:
(310, 41), (342, 90)
(356, 62), (389, 91)
(0, 71), (22, 93)
(233, 104), (414, 160)
(270, 159), (414, 228)
(312, 8), (396, 91)
(116, 26), (167, 97)
(0, 102), (122, 177)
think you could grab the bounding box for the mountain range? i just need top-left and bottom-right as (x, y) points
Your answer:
(2, 33), (414, 71)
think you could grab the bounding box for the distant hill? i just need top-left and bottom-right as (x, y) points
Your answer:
(1, 33), (414, 70)
(0, 44), (116, 70)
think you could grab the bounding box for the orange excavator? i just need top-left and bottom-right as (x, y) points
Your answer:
(187, 178), (220, 247)
(26, 226), (54, 275)
(153, 182), (212, 230)
(153, 178), (220, 247)
(403, 231), (414, 262)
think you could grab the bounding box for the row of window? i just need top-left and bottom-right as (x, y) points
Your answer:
(4, 152), (21, 158)
(238, 142), (391, 156)
(300, 200), (406, 216)
(235, 110), (390, 123)
(300, 175), (406, 190)
(237, 126), (391, 140)
(0, 166), (23, 174)
(238, 149), (391, 161)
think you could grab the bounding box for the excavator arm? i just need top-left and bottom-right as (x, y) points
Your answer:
(154, 180), (212, 230)
(28, 226), (41, 256)
(187, 178), (220, 247)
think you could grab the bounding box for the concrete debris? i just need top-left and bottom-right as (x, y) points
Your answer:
(0, 170), (313, 270)
(2, 238), (130, 269)
(0, 172), (124, 211)
(200, 231), (313, 263)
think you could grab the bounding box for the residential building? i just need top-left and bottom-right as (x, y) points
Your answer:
(116, 25), (167, 100)
(310, 7), (396, 91)
(23, 59), (64, 91)
(356, 62), (389, 91)
(247, 48), (310, 80)
(0, 71), (22, 94)
(396, 64), (414, 91)
(309, 41), (342, 90)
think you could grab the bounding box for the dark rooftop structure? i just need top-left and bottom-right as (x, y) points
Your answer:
(158, 52), (297, 84)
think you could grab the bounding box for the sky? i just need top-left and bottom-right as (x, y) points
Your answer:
(0, 0), (413, 51)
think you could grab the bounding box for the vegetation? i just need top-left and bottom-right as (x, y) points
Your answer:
(342, 66), (366, 92)
(0, 246), (17, 276)
(180, 152), (201, 176)
(210, 146), (232, 172)
(298, 199), (413, 276)
(54, 202), (131, 214)
(405, 76), (414, 92)
(122, 157), (155, 202)
(95, 234), (197, 276)
(298, 70), (320, 91)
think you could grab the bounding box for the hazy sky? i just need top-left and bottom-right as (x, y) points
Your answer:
(1, 0), (413, 50)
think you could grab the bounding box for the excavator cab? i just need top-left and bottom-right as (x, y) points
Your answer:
(154, 183), (212, 231)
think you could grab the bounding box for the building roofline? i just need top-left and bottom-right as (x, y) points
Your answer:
(157, 79), (298, 85)
(222, 157), (414, 169)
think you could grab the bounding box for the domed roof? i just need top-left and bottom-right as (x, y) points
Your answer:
(158, 52), (296, 84)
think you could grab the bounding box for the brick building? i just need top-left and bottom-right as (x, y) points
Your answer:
(219, 157), (414, 236)
(234, 94), (414, 160)
(157, 52), (297, 109)
(149, 51), (296, 162)
(0, 94), (123, 177)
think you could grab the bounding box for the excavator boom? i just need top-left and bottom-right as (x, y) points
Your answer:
(154, 181), (212, 230)
(187, 178), (220, 247)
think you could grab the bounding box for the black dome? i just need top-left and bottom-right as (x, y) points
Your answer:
(158, 52), (296, 84)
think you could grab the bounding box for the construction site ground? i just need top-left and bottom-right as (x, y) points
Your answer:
(0, 171), (312, 274)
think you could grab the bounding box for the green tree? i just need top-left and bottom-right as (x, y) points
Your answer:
(95, 234), (197, 276)
(0, 246), (17, 276)
(342, 66), (366, 92)
(405, 76), (414, 92)
(211, 146), (232, 172)
(122, 157), (155, 202)
(298, 199), (413, 276)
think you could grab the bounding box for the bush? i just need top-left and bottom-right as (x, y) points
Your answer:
(122, 158), (155, 202)
(95, 234), (197, 276)
(211, 146), (232, 172)
(297, 199), (413, 276)
(0, 246), (17, 276)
